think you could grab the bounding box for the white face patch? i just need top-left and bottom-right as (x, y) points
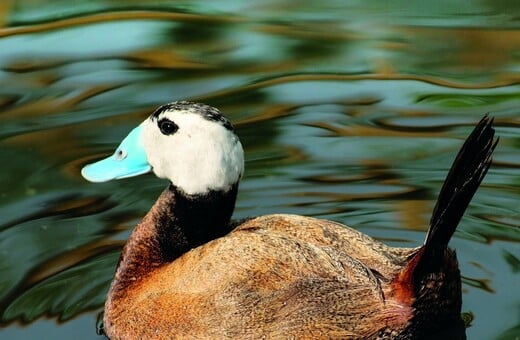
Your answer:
(140, 108), (244, 195)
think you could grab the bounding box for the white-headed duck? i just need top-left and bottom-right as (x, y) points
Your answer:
(82, 102), (497, 339)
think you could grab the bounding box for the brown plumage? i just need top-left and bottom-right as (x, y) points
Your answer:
(92, 107), (497, 339)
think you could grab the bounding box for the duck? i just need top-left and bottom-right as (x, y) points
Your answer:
(81, 101), (497, 339)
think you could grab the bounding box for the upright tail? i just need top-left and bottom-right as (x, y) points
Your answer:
(392, 115), (498, 338)
(423, 115), (498, 257)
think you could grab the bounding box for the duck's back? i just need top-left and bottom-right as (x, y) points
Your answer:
(104, 214), (417, 339)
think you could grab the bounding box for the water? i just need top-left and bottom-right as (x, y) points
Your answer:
(0, 1), (519, 339)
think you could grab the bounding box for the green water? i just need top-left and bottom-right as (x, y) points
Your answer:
(0, 1), (519, 339)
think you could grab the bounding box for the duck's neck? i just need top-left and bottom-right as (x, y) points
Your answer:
(108, 183), (239, 299)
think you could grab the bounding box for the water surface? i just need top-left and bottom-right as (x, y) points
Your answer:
(0, 2), (519, 339)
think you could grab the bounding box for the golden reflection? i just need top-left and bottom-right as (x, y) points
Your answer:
(288, 185), (419, 202)
(1, 105), (150, 164)
(302, 173), (385, 184)
(256, 21), (358, 41)
(306, 121), (444, 137)
(27, 240), (122, 285)
(0, 85), (123, 124)
(0, 0), (12, 28)
(372, 58), (398, 76)
(402, 26), (520, 70)
(235, 103), (299, 126)
(461, 275), (495, 293)
(0, 10), (242, 38)
(195, 73), (520, 105)
(468, 261), (494, 276)
(127, 48), (211, 69)
(4, 59), (66, 73)
(395, 200), (430, 232)
(480, 214), (520, 228)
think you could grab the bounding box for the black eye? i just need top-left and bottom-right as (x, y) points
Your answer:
(158, 119), (178, 135)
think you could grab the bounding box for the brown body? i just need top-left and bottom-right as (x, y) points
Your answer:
(106, 214), (416, 338)
(101, 115), (496, 339)
(104, 211), (463, 339)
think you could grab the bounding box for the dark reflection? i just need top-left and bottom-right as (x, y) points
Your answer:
(0, 193), (114, 231)
(0, 1), (518, 339)
(299, 170), (398, 184)
(0, 95), (21, 109)
(169, 20), (228, 44)
(496, 322), (520, 340)
(95, 311), (104, 336)
(461, 276), (495, 293)
(416, 93), (520, 107)
(2, 251), (119, 324)
(261, 20), (351, 60)
(502, 250), (520, 273)
(206, 88), (272, 113)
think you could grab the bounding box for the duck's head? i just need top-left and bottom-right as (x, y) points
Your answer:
(81, 101), (244, 195)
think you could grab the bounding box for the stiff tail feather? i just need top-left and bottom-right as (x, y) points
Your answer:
(424, 114), (498, 256)
(393, 115), (498, 300)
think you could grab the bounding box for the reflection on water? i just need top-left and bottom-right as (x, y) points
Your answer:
(0, 1), (519, 339)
